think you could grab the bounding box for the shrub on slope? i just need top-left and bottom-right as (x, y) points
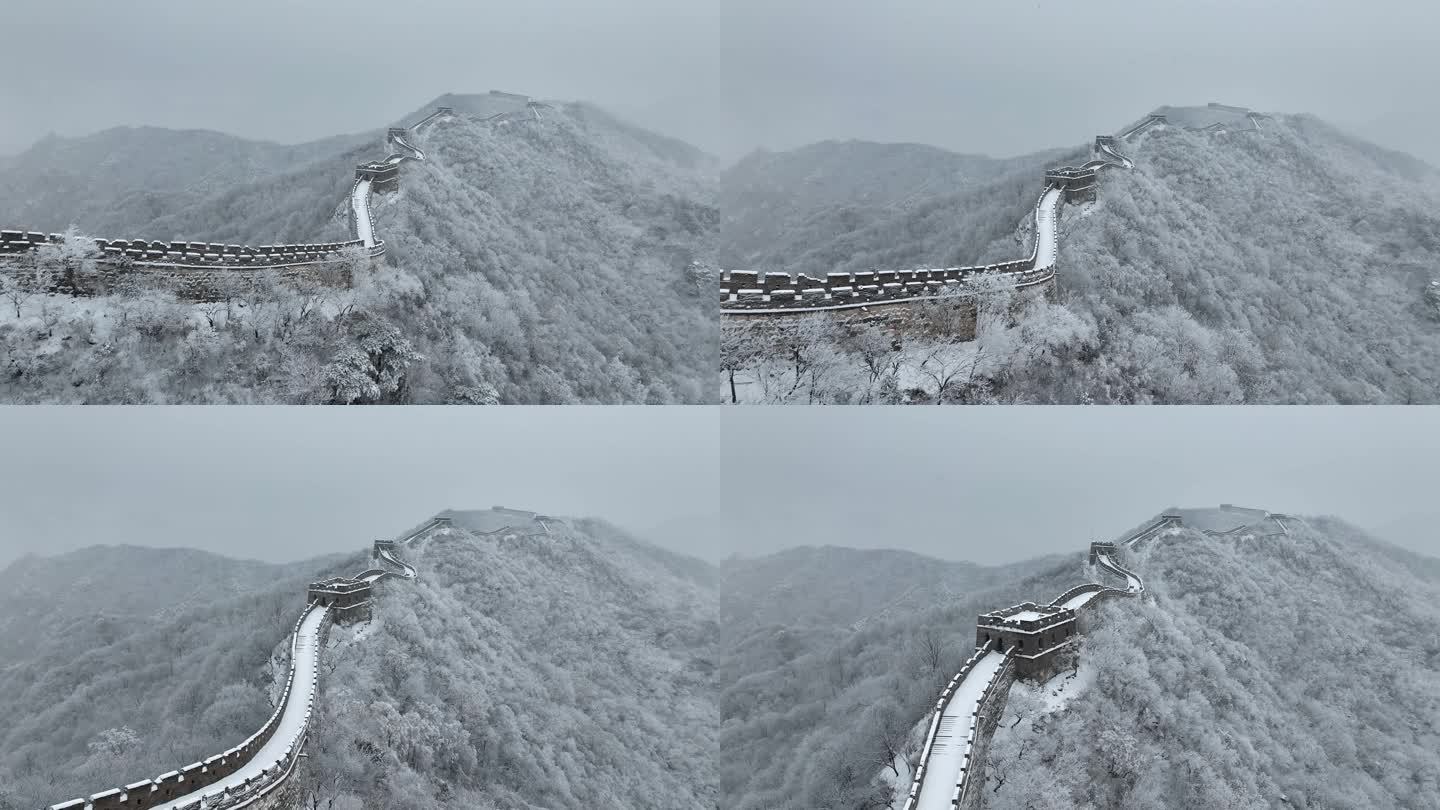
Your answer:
(984, 522), (1440, 809)
(299, 519), (718, 809)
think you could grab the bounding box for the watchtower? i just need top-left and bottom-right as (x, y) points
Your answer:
(1089, 541), (1117, 565)
(373, 539), (397, 560)
(355, 161), (400, 194)
(1044, 166), (1099, 203)
(307, 577), (373, 624)
(976, 602), (1077, 679)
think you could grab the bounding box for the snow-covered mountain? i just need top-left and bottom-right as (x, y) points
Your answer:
(983, 517), (1440, 808)
(719, 512), (1440, 810)
(0, 127), (373, 237)
(719, 546), (1076, 809)
(0, 95), (717, 404)
(720, 108), (1440, 404)
(0, 512), (717, 810)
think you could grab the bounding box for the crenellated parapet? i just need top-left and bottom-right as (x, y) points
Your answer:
(307, 577), (373, 624)
(976, 602), (1078, 678)
(1088, 541), (1117, 564)
(1045, 165), (1100, 204)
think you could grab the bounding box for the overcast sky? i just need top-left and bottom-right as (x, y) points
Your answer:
(1, 0), (1436, 166)
(0, 408), (718, 568)
(719, 407), (1440, 565)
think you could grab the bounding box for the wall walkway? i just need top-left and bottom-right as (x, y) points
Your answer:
(42, 516), (451, 810)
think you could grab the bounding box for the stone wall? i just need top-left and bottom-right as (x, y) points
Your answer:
(720, 133), (1130, 324)
(3, 105), (459, 304)
(45, 606), (330, 810)
(40, 519), (432, 810)
(3, 252), (361, 302)
(976, 603), (1079, 678)
(954, 657), (1017, 810)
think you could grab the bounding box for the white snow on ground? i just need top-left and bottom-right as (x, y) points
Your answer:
(914, 650), (1007, 810)
(378, 547), (416, 578)
(882, 712), (933, 810)
(1097, 554), (1142, 592)
(1060, 588), (1100, 610)
(151, 605), (327, 810)
(1007, 609), (1047, 621)
(351, 179), (375, 247)
(1032, 187), (1063, 271)
(1033, 661), (1096, 714)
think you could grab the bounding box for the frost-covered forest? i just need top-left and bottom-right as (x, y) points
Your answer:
(721, 114), (1440, 403)
(302, 519), (717, 808)
(3, 513), (1437, 809)
(0, 519), (717, 810)
(0, 99), (716, 403)
(983, 520), (1440, 809)
(0, 126), (373, 237)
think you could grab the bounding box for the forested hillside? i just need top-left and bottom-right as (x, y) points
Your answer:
(0, 126), (372, 236)
(718, 546), (1073, 809)
(0, 546), (353, 808)
(0, 545), (316, 662)
(721, 113), (1440, 404)
(0, 517), (718, 810)
(1047, 115), (1440, 404)
(302, 519), (718, 808)
(0, 98), (718, 403)
(984, 519), (1440, 809)
(719, 141), (1071, 279)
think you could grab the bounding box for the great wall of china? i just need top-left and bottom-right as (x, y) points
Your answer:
(39, 506), (561, 810)
(0, 91), (546, 302)
(720, 103), (1266, 334)
(41, 515), (442, 810)
(899, 503), (1291, 810)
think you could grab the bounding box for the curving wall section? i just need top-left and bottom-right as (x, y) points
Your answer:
(41, 516), (451, 810)
(901, 538), (1145, 810)
(719, 135), (1133, 316)
(901, 505), (1286, 808)
(0, 106), (458, 301)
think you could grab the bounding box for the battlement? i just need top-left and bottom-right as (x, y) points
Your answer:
(356, 160), (400, 193)
(1088, 541), (1117, 564)
(1045, 165), (1100, 203)
(307, 576), (372, 623)
(976, 602), (1077, 678)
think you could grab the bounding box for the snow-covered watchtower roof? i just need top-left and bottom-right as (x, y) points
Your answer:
(976, 602), (1078, 679)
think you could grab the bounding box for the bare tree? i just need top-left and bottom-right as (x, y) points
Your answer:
(0, 275), (34, 319)
(917, 628), (945, 674)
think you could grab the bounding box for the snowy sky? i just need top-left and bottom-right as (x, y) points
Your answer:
(718, 407), (1440, 565)
(2, 0), (1437, 166)
(0, 408), (719, 568)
